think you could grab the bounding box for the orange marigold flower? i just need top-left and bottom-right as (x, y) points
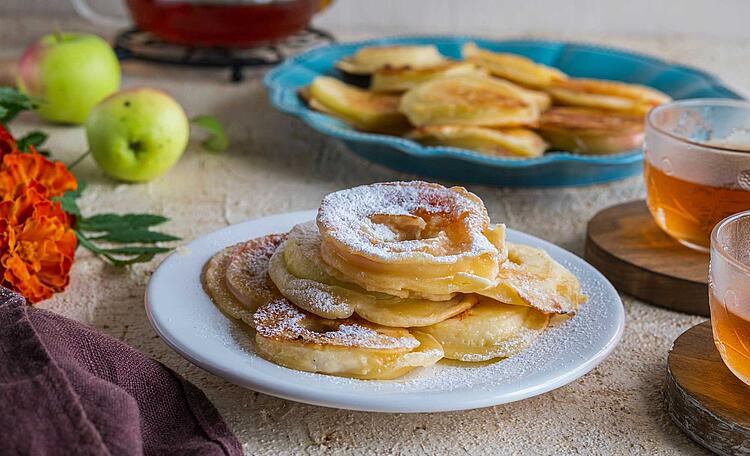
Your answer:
(0, 127), (79, 303)
(0, 151), (77, 201)
(0, 124), (18, 159)
(0, 182), (76, 303)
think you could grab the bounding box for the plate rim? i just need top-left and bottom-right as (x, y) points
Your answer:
(145, 210), (625, 413)
(263, 35), (743, 170)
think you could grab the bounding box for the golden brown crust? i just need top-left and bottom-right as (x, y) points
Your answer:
(399, 74), (541, 127)
(253, 299), (419, 351)
(478, 243), (587, 314)
(314, 181), (506, 298)
(225, 233), (288, 312)
(539, 107), (644, 134)
(546, 78), (671, 115)
(537, 107), (645, 154)
(420, 297), (550, 362)
(462, 42), (568, 89)
(407, 125), (548, 158)
(335, 45), (447, 75)
(202, 244), (257, 326)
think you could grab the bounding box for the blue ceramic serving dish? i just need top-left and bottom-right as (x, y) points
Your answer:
(264, 36), (741, 187)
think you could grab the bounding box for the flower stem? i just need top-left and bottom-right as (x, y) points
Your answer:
(67, 150), (90, 170)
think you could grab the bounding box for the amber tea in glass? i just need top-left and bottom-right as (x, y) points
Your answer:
(710, 211), (750, 386)
(645, 99), (750, 251)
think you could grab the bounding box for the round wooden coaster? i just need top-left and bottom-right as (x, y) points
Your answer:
(584, 200), (709, 316)
(665, 321), (750, 455)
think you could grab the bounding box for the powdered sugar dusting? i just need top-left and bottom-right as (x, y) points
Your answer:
(454, 326), (542, 362)
(316, 181), (498, 263)
(254, 256), (616, 394)
(287, 221), (344, 280)
(254, 299), (420, 350)
(268, 240), (356, 318)
(280, 274), (354, 317)
(201, 245), (256, 324)
(172, 212), (622, 408)
(225, 233), (287, 307)
(490, 242), (586, 314)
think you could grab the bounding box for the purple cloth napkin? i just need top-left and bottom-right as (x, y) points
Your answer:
(0, 287), (242, 456)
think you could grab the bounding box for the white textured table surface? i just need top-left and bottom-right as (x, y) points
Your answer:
(6, 18), (749, 455)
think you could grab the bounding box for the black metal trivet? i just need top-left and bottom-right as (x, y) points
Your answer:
(114, 27), (335, 82)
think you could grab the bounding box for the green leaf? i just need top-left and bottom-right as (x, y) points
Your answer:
(91, 229), (180, 244)
(75, 231), (105, 253)
(16, 131), (48, 152)
(101, 246), (172, 255)
(53, 181), (87, 219)
(75, 231), (167, 267)
(78, 213), (169, 232)
(58, 196), (80, 218)
(68, 180), (87, 198)
(69, 190), (177, 267)
(0, 87), (38, 124)
(191, 114), (229, 153)
(0, 87), (36, 107)
(75, 231), (126, 266)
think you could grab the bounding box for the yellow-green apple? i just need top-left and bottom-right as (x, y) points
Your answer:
(86, 88), (189, 182)
(17, 33), (121, 124)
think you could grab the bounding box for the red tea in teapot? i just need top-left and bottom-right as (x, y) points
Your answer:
(126, 0), (321, 47)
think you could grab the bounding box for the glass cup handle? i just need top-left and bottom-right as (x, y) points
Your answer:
(70, 0), (130, 28)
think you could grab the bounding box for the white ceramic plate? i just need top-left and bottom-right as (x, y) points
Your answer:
(146, 210), (624, 413)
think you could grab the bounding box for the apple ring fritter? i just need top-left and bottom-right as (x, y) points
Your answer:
(546, 78), (670, 115)
(399, 74), (546, 127)
(407, 125), (548, 158)
(224, 233), (287, 312)
(269, 221), (476, 325)
(538, 106), (645, 155)
(462, 42), (568, 89)
(419, 298), (549, 362)
(202, 244), (256, 327)
(478, 242), (587, 314)
(370, 61), (484, 93)
(335, 45), (447, 75)
(308, 77), (410, 134)
(268, 237), (360, 320)
(316, 181), (507, 299)
(253, 299), (444, 379)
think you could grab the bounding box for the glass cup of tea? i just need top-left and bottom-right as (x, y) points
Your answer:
(645, 99), (750, 251)
(710, 211), (750, 386)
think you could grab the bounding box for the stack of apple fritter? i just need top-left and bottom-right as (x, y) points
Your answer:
(203, 181), (587, 380)
(300, 43), (670, 157)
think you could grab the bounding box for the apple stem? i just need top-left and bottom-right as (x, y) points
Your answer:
(53, 30), (64, 43)
(67, 150), (90, 170)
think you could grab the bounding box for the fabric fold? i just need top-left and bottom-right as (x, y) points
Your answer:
(0, 287), (242, 456)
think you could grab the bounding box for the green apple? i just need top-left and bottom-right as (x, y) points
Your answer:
(17, 32), (120, 124)
(86, 88), (189, 182)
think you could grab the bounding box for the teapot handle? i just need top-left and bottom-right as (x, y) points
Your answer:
(70, 0), (130, 28)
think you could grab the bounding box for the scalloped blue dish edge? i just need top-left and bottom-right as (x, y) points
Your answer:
(264, 35), (743, 170)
